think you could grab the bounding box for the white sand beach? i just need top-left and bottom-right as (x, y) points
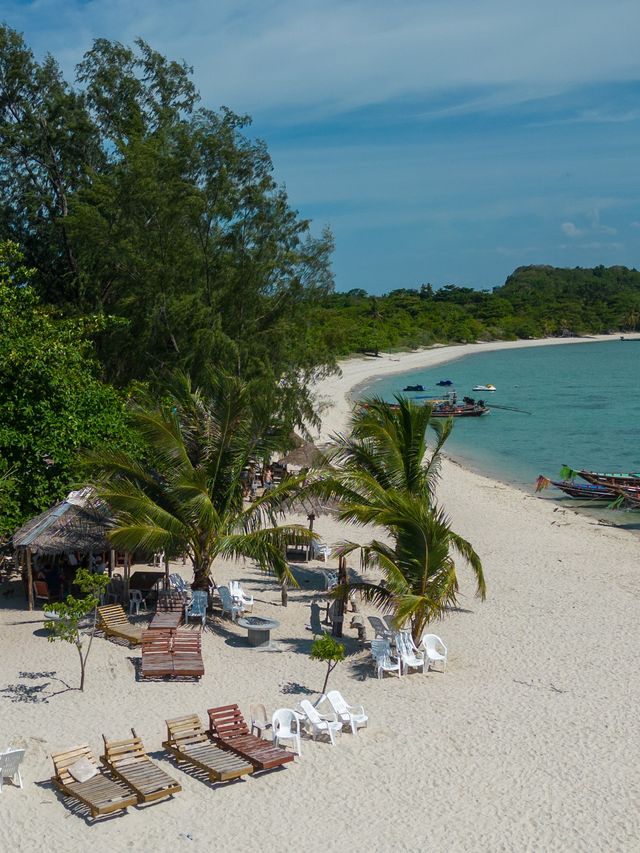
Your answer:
(1, 335), (639, 852)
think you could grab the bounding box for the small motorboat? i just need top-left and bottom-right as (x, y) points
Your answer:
(436, 379), (453, 386)
(402, 384), (425, 392)
(473, 384), (496, 392)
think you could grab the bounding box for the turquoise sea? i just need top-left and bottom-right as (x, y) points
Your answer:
(363, 340), (640, 525)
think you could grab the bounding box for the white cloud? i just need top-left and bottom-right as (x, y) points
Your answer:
(562, 222), (583, 237)
(4, 0), (640, 120)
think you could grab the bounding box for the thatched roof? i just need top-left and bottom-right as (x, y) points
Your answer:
(279, 441), (324, 469)
(12, 487), (113, 555)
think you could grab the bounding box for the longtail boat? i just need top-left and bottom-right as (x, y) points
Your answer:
(612, 487), (640, 509)
(537, 475), (640, 504)
(535, 476), (617, 501)
(577, 469), (640, 488)
(430, 401), (489, 418)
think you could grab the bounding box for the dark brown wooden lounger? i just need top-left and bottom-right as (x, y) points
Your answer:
(172, 632), (204, 679)
(101, 730), (181, 804)
(150, 590), (185, 630)
(141, 630), (174, 678)
(162, 714), (253, 783)
(149, 611), (183, 630)
(207, 704), (295, 771)
(51, 744), (137, 819)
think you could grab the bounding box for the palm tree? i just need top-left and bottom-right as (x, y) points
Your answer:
(317, 396), (486, 642)
(84, 370), (313, 594)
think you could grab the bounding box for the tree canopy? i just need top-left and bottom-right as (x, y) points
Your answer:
(0, 241), (136, 531)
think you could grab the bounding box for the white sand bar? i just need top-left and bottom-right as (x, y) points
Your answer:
(2, 335), (640, 851)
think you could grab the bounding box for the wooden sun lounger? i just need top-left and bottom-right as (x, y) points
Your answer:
(208, 704), (295, 771)
(51, 744), (137, 819)
(141, 630), (204, 680)
(101, 730), (181, 804)
(150, 590), (185, 630)
(98, 604), (143, 646)
(149, 610), (183, 630)
(172, 632), (205, 679)
(162, 714), (253, 783)
(141, 630), (174, 679)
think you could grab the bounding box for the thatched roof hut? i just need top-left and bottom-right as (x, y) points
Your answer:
(13, 487), (113, 556)
(279, 441), (324, 470)
(13, 488), (116, 610)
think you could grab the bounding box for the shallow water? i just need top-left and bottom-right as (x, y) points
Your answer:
(363, 340), (640, 529)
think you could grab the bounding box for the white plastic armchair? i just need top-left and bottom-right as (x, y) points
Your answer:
(250, 703), (272, 740)
(299, 699), (342, 746)
(229, 581), (254, 612)
(218, 585), (244, 621)
(169, 573), (189, 595)
(326, 690), (368, 734)
(371, 639), (401, 679)
(0, 747), (25, 793)
(312, 542), (332, 562)
(272, 708), (302, 755)
(396, 631), (425, 675)
(421, 634), (448, 672)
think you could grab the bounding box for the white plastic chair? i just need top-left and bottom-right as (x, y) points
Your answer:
(229, 581), (254, 612)
(218, 586), (244, 621)
(371, 638), (401, 679)
(368, 616), (393, 641)
(326, 690), (368, 734)
(169, 573), (189, 595)
(312, 542), (332, 562)
(128, 589), (147, 616)
(272, 709), (301, 755)
(421, 634), (448, 672)
(0, 748), (25, 793)
(396, 631), (425, 675)
(250, 704), (272, 739)
(322, 570), (338, 591)
(184, 590), (207, 626)
(299, 699), (342, 746)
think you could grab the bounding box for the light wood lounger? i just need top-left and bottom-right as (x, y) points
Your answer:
(101, 730), (181, 804)
(208, 704), (295, 772)
(163, 714), (253, 783)
(51, 744), (137, 819)
(98, 604), (143, 646)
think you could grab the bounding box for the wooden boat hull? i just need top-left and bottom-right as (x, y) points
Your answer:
(549, 480), (617, 500)
(578, 470), (640, 488)
(430, 407), (489, 418)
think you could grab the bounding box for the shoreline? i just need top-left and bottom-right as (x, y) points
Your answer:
(313, 331), (640, 541)
(314, 333), (640, 443)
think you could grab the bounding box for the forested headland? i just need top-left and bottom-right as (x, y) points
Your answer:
(2, 24), (640, 531)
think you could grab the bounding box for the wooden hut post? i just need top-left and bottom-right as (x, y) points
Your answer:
(108, 549), (115, 578)
(26, 548), (34, 611)
(164, 554), (170, 590)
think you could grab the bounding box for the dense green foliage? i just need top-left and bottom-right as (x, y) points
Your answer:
(2, 24), (640, 538)
(309, 266), (640, 354)
(84, 370), (314, 590)
(317, 397), (485, 641)
(0, 27), (335, 427)
(0, 242), (137, 531)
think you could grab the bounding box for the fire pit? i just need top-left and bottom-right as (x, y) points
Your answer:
(237, 616), (280, 648)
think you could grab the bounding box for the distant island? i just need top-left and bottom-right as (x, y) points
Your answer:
(309, 264), (640, 357)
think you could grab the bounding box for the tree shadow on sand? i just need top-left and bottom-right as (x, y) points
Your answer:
(0, 671), (73, 702)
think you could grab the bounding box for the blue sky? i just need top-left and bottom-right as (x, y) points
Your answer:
(4, 0), (640, 293)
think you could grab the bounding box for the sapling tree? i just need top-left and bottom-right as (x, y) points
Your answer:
(310, 634), (346, 695)
(43, 568), (109, 691)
